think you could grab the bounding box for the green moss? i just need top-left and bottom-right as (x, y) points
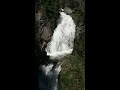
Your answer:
(59, 49), (85, 90)
(36, 0), (85, 90)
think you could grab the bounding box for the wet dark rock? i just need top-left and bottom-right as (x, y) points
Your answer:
(35, 0), (85, 68)
(35, 0), (85, 90)
(64, 7), (73, 14)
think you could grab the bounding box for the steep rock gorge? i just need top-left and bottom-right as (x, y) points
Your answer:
(35, 0), (85, 90)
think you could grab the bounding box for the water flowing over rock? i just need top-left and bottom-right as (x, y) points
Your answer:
(38, 10), (76, 90)
(45, 11), (76, 60)
(35, 0), (85, 90)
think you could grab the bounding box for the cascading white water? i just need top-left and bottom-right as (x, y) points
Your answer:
(39, 10), (76, 90)
(45, 11), (76, 60)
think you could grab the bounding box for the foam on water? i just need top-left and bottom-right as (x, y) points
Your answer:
(39, 10), (76, 90)
(45, 11), (76, 60)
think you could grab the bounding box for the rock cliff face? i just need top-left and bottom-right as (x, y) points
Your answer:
(35, 0), (85, 90)
(35, 0), (84, 59)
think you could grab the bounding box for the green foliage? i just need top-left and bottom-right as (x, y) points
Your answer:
(59, 49), (85, 90)
(35, 0), (85, 90)
(59, 28), (85, 90)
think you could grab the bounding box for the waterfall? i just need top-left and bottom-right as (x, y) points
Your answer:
(39, 10), (76, 90)
(45, 11), (76, 60)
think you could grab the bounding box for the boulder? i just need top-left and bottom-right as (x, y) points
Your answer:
(64, 7), (73, 14)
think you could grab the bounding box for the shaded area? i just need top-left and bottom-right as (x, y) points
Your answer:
(35, 0), (85, 90)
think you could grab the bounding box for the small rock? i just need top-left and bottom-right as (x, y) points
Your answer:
(64, 7), (73, 14)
